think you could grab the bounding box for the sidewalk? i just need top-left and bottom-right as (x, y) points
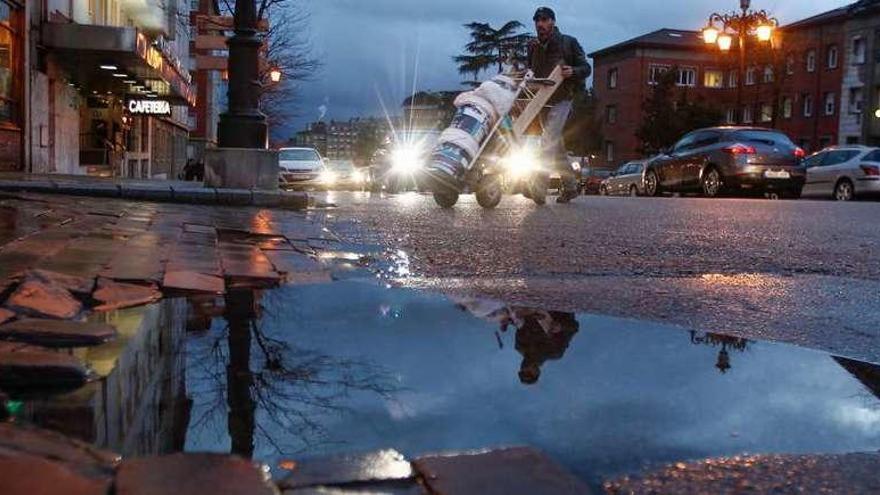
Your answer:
(0, 173), (308, 209)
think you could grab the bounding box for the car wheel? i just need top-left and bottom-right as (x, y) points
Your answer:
(644, 170), (660, 197)
(476, 175), (503, 209)
(834, 179), (854, 201)
(701, 167), (723, 198)
(629, 185), (638, 197)
(433, 190), (459, 208)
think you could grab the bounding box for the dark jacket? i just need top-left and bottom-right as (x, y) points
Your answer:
(527, 27), (591, 104)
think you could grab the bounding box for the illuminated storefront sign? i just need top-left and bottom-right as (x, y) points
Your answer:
(127, 99), (172, 116)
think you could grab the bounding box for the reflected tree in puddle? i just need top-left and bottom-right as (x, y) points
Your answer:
(188, 289), (399, 458)
(689, 331), (751, 374)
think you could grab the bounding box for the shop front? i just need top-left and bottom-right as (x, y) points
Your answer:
(0, 0), (23, 171)
(40, 22), (194, 177)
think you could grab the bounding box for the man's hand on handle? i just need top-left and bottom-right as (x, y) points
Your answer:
(560, 66), (574, 79)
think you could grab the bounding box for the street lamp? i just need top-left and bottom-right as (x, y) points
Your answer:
(269, 67), (282, 83)
(702, 0), (779, 122)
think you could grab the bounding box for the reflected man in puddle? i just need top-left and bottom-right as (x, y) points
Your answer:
(453, 298), (579, 385)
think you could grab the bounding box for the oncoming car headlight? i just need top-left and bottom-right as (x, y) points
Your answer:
(320, 169), (338, 184)
(391, 147), (421, 174)
(352, 169), (366, 183)
(503, 147), (539, 178)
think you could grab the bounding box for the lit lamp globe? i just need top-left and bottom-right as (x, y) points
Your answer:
(756, 24), (774, 42)
(875, 108), (880, 119)
(269, 68), (282, 83)
(717, 34), (734, 51)
(702, 26), (720, 45)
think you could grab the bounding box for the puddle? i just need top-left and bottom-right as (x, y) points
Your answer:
(9, 279), (880, 487)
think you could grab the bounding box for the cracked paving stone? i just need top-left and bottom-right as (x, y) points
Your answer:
(0, 342), (89, 389)
(4, 280), (82, 319)
(413, 447), (592, 495)
(262, 251), (332, 285)
(0, 308), (14, 325)
(163, 271), (225, 294)
(0, 423), (119, 476)
(279, 449), (413, 491)
(0, 318), (117, 347)
(92, 278), (162, 312)
(23, 269), (95, 297)
(115, 453), (278, 495)
(0, 451), (110, 495)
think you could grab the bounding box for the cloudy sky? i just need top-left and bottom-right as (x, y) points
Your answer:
(280, 0), (851, 137)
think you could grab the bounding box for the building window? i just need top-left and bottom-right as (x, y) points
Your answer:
(803, 94), (814, 117)
(745, 67), (757, 85)
(760, 103), (773, 122)
(782, 96), (793, 119)
(806, 49), (816, 72)
(824, 92), (835, 115)
(728, 70), (738, 88)
(725, 108), (736, 124)
(606, 105), (618, 124)
(648, 64), (669, 85)
(608, 68), (618, 89)
(850, 88), (864, 114)
(763, 66), (774, 83)
(827, 45), (839, 69)
(853, 37), (866, 65)
(676, 67), (696, 87)
(704, 69), (723, 88)
(605, 141), (615, 162)
(743, 106), (754, 123)
(0, 1), (22, 125)
(786, 54), (795, 75)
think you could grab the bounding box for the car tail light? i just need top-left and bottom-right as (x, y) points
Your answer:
(723, 144), (757, 155)
(860, 164), (880, 176)
(794, 147), (806, 159)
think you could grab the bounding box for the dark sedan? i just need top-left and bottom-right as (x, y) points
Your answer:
(643, 127), (806, 198)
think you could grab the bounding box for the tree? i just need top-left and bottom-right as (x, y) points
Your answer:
(454, 21), (533, 86)
(636, 68), (724, 156)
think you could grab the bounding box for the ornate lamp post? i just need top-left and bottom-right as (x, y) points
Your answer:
(217, 0), (268, 149)
(702, 0), (779, 120)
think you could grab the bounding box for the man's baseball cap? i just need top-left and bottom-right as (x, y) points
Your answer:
(533, 7), (556, 21)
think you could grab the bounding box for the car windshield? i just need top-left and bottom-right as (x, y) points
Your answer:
(730, 130), (795, 148)
(280, 149), (320, 161)
(327, 161), (355, 172)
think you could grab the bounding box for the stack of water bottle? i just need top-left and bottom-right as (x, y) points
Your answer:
(425, 74), (519, 190)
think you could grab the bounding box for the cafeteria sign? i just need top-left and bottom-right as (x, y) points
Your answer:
(127, 99), (172, 116)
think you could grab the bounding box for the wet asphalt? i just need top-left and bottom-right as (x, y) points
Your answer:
(322, 191), (880, 364)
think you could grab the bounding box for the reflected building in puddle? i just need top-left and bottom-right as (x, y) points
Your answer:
(689, 331), (751, 374)
(14, 299), (191, 456)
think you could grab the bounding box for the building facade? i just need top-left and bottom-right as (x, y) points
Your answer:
(294, 117), (391, 164)
(8, 0), (195, 177)
(589, 2), (877, 169)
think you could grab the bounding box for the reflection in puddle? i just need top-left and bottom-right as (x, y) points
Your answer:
(8, 279), (880, 487)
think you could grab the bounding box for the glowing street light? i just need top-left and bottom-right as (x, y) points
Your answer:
(756, 24), (774, 42)
(269, 67), (282, 83)
(702, 25), (720, 44)
(717, 34), (734, 52)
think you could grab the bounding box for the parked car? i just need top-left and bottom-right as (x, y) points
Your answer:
(643, 126), (806, 198)
(801, 146), (880, 201)
(278, 147), (329, 190)
(323, 159), (370, 191)
(600, 161), (647, 196)
(578, 166), (614, 195)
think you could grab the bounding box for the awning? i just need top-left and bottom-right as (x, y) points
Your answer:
(41, 23), (196, 106)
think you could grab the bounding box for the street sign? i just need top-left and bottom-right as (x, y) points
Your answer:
(126, 99), (172, 116)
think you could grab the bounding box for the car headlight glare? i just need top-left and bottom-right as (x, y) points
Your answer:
(391, 148), (421, 174)
(504, 148), (539, 178)
(320, 170), (337, 184)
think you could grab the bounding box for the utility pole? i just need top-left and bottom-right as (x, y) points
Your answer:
(217, 0), (268, 149)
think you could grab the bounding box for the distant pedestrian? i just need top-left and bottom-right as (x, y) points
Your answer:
(527, 7), (591, 203)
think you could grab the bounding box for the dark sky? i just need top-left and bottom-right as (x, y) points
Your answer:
(281, 0), (849, 138)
